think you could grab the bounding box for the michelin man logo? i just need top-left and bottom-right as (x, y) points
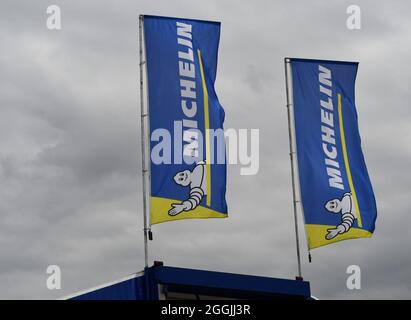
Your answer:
(325, 192), (357, 240)
(168, 161), (206, 216)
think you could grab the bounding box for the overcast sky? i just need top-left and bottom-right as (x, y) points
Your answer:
(1, 0), (410, 299)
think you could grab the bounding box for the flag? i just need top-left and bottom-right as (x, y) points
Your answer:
(143, 15), (228, 224)
(289, 58), (377, 249)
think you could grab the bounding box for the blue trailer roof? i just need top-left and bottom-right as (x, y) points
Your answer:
(66, 265), (311, 300)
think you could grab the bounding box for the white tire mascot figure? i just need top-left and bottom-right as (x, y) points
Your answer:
(168, 161), (206, 216)
(325, 192), (357, 240)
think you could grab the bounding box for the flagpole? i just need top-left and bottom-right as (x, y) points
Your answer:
(284, 58), (302, 279)
(139, 15), (149, 268)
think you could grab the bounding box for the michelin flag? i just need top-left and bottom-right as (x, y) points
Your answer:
(289, 58), (377, 249)
(143, 15), (228, 224)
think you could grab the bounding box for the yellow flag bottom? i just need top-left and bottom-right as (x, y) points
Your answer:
(150, 197), (228, 225)
(306, 224), (373, 250)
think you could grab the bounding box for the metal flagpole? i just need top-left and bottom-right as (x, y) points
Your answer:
(284, 58), (302, 279)
(139, 15), (149, 268)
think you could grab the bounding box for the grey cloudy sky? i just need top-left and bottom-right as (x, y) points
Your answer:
(0, 0), (410, 299)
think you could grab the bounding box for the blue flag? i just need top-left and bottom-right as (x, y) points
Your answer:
(143, 15), (228, 224)
(290, 58), (377, 249)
